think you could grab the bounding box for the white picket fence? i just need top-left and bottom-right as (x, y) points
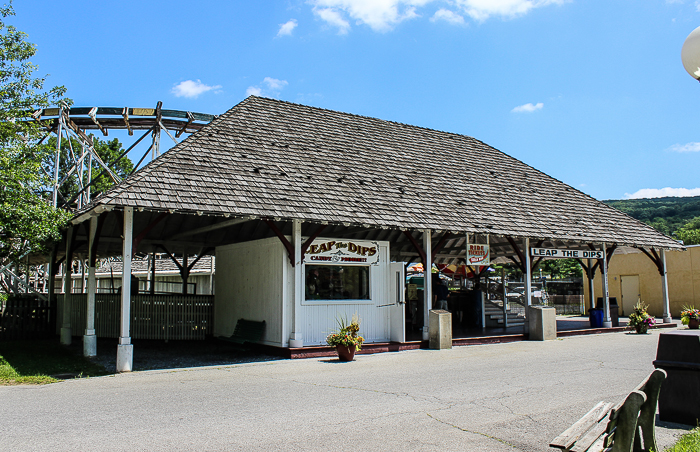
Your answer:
(57, 294), (214, 340)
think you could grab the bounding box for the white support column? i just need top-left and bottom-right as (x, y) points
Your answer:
(60, 227), (73, 345)
(423, 229), (432, 340)
(601, 243), (612, 328)
(587, 259), (595, 310)
(660, 249), (672, 323)
(84, 217), (98, 357)
(524, 237), (532, 334)
(289, 219), (304, 348)
(116, 207), (134, 372)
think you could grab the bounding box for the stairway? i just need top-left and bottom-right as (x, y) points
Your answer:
(484, 299), (525, 328)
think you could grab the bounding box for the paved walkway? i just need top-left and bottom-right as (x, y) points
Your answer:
(1, 328), (692, 451)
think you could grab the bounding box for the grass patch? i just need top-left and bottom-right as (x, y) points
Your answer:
(666, 427), (700, 452)
(0, 340), (109, 385)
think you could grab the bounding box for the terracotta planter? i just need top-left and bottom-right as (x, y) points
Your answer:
(689, 318), (700, 330)
(635, 324), (648, 334)
(336, 344), (357, 361)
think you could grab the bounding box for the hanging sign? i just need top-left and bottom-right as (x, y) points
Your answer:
(303, 239), (380, 266)
(530, 248), (603, 259)
(467, 244), (490, 266)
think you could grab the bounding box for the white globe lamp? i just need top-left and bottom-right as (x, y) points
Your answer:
(682, 26), (700, 81)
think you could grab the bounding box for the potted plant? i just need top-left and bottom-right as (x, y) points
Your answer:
(628, 301), (656, 334)
(681, 305), (700, 329)
(326, 313), (364, 361)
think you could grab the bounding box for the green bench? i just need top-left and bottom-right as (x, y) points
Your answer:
(219, 319), (266, 348)
(550, 369), (667, 452)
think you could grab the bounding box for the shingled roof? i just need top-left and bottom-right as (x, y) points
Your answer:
(86, 96), (681, 250)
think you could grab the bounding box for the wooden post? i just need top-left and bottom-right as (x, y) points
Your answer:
(423, 229), (432, 340)
(660, 250), (672, 323)
(587, 258), (595, 311)
(60, 227), (73, 345)
(524, 237), (532, 334)
(601, 243), (612, 327)
(289, 220), (303, 348)
(150, 251), (156, 295)
(116, 207), (134, 372)
(210, 255), (215, 295)
(181, 251), (189, 295)
(501, 267), (508, 328)
(84, 216), (98, 357)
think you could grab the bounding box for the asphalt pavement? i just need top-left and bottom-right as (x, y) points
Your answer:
(0, 329), (692, 451)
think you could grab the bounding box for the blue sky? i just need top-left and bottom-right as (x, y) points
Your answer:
(13, 0), (700, 201)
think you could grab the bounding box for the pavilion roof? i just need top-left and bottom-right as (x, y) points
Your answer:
(82, 96), (682, 250)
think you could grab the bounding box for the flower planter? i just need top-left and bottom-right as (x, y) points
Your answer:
(689, 318), (700, 330)
(635, 324), (649, 334)
(336, 344), (356, 361)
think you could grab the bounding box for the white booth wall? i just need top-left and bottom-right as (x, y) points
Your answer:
(215, 237), (394, 347)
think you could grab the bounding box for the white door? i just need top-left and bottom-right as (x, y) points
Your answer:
(620, 275), (640, 317)
(389, 262), (406, 342)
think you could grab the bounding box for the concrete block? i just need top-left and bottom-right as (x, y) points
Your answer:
(116, 344), (134, 372)
(528, 306), (556, 341)
(429, 310), (452, 349)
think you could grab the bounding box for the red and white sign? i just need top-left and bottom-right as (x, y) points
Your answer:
(467, 244), (490, 266)
(303, 239), (380, 266)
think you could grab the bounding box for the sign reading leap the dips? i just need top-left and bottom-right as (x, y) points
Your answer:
(530, 248), (603, 259)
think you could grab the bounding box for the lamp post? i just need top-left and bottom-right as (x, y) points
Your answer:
(682, 26), (700, 81)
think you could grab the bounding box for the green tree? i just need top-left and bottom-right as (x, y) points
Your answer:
(0, 4), (70, 264)
(675, 216), (700, 246)
(538, 259), (582, 280)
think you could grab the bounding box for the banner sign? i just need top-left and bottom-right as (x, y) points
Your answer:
(467, 244), (490, 266)
(303, 239), (380, 266)
(530, 248), (603, 259)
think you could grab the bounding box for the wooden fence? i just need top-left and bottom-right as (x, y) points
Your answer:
(0, 295), (54, 340)
(57, 294), (214, 340)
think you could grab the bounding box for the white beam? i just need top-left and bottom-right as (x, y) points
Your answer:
(116, 207), (134, 372)
(524, 237), (532, 335)
(289, 219), (303, 348)
(60, 227), (73, 345)
(602, 243), (612, 328)
(423, 229), (432, 340)
(661, 250), (672, 323)
(84, 217), (98, 357)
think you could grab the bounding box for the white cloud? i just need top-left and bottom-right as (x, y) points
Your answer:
(263, 77), (288, 90)
(306, 0), (564, 32)
(453, 0), (567, 21)
(624, 187), (700, 199)
(277, 19), (298, 37)
(511, 102), (544, 113)
(171, 80), (222, 98)
(310, 0), (431, 32)
(313, 7), (352, 34)
(666, 142), (700, 153)
(246, 77), (289, 98)
(431, 8), (465, 24)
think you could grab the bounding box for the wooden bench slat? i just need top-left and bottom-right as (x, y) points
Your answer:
(570, 411), (611, 452)
(550, 402), (613, 449)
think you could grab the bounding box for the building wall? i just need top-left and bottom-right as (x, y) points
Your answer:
(584, 245), (699, 318)
(216, 237), (393, 347)
(294, 242), (391, 346)
(214, 237), (285, 346)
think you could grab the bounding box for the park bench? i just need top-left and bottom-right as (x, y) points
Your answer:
(219, 318), (266, 348)
(550, 368), (667, 452)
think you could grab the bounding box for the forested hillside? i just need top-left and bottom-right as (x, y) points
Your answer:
(603, 196), (700, 245)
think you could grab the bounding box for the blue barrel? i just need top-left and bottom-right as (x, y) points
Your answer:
(588, 308), (603, 328)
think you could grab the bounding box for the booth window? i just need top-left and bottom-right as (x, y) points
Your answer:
(305, 265), (370, 300)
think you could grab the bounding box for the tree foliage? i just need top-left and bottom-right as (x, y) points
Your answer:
(604, 196), (700, 245)
(0, 4), (70, 263)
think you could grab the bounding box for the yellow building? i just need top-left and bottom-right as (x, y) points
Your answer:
(584, 245), (700, 318)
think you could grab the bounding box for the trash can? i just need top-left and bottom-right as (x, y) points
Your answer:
(653, 330), (700, 425)
(588, 308), (603, 328)
(597, 297), (619, 327)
